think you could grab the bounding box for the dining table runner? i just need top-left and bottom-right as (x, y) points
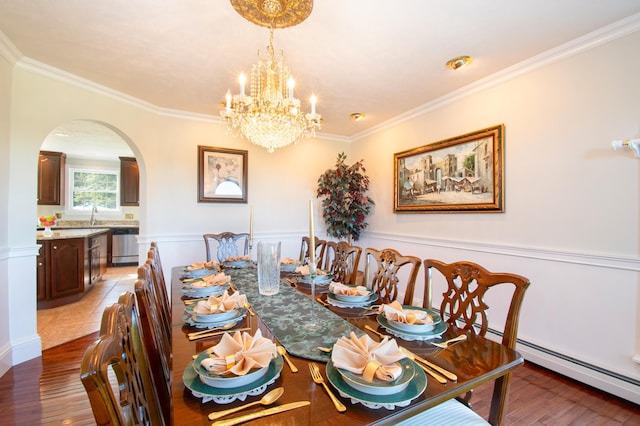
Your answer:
(227, 267), (362, 362)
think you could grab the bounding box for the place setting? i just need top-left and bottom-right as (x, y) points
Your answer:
(279, 257), (303, 275)
(183, 289), (248, 332)
(181, 270), (231, 298)
(181, 260), (219, 278)
(322, 331), (427, 410)
(375, 301), (447, 341)
(291, 264), (333, 292)
(222, 255), (253, 269)
(325, 281), (379, 309)
(183, 329), (285, 405)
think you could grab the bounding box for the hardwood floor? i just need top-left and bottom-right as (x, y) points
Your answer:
(1, 333), (638, 425)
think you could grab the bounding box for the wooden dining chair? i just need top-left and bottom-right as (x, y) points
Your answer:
(203, 232), (250, 263)
(363, 247), (421, 305)
(135, 262), (172, 425)
(412, 259), (531, 426)
(323, 240), (362, 284)
(298, 235), (327, 268)
(80, 291), (165, 426)
(147, 242), (171, 339)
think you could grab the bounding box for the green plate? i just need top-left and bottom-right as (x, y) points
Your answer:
(326, 359), (426, 407)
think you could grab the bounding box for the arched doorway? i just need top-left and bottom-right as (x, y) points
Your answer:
(36, 119), (141, 350)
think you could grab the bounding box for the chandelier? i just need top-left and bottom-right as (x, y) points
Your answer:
(221, 0), (321, 153)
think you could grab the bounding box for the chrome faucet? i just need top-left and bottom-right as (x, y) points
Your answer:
(90, 205), (98, 227)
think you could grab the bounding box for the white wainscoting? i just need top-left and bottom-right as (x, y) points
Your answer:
(137, 231), (640, 404)
(359, 231), (640, 404)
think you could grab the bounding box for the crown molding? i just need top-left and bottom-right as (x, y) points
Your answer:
(5, 12), (639, 144)
(0, 30), (21, 65)
(351, 12), (640, 142)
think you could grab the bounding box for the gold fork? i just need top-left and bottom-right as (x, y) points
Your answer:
(308, 362), (346, 412)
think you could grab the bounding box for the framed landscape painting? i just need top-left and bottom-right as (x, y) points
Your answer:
(198, 145), (248, 203)
(393, 124), (504, 213)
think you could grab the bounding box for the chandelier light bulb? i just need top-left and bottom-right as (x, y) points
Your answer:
(310, 94), (317, 115)
(238, 73), (246, 96)
(287, 77), (295, 98)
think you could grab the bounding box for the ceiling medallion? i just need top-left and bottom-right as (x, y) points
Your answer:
(222, 1), (320, 153)
(230, 0), (313, 29)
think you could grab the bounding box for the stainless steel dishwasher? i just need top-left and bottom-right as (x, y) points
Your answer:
(111, 227), (139, 266)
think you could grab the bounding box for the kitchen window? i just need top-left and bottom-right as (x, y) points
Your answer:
(68, 168), (120, 211)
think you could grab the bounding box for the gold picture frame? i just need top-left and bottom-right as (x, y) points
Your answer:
(393, 125), (504, 213)
(198, 145), (248, 203)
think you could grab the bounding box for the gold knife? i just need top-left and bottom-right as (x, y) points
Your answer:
(400, 348), (447, 384)
(211, 401), (310, 426)
(188, 327), (250, 341)
(401, 347), (458, 381)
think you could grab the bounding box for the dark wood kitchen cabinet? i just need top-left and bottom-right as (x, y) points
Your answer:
(48, 237), (85, 298)
(37, 151), (66, 205)
(120, 156), (139, 206)
(36, 244), (47, 301)
(37, 229), (109, 309)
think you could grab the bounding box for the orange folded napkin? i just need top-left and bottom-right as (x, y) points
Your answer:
(186, 260), (217, 270)
(225, 255), (250, 262)
(190, 272), (230, 288)
(329, 282), (369, 296)
(295, 265), (327, 275)
(331, 332), (406, 382)
(193, 290), (247, 314)
(280, 257), (300, 265)
(381, 301), (434, 325)
(200, 329), (276, 376)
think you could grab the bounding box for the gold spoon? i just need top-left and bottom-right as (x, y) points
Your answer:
(207, 387), (285, 420)
(277, 346), (299, 373)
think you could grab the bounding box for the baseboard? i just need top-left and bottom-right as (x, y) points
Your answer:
(10, 334), (42, 366)
(0, 342), (11, 378)
(484, 330), (640, 405)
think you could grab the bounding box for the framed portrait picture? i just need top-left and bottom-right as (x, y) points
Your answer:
(393, 124), (504, 213)
(198, 146), (248, 203)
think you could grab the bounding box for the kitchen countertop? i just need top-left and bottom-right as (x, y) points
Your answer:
(36, 228), (111, 240)
(54, 220), (139, 228)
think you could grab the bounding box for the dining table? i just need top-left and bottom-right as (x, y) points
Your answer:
(170, 264), (523, 425)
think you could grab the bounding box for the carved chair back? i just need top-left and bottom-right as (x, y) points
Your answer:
(323, 241), (362, 284)
(203, 232), (250, 263)
(364, 247), (421, 305)
(80, 292), (164, 426)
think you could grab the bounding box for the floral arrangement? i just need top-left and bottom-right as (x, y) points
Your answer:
(39, 215), (56, 227)
(316, 152), (375, 241)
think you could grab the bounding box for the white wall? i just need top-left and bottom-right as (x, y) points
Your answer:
(0, 54), (350, 372)
(0, 43), (13, 377)
(351, 30), (640, 402)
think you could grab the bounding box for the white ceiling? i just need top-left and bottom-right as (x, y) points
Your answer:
(2, 0), (640, 157)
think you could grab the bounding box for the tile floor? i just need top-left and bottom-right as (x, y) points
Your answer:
(37, 265), (138, 350)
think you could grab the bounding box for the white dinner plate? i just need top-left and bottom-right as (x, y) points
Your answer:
(385, 306), (442, 333)
(326, 292), (378, 308)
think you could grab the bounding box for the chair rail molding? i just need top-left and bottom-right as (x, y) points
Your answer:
(365, 231), (640, 271)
